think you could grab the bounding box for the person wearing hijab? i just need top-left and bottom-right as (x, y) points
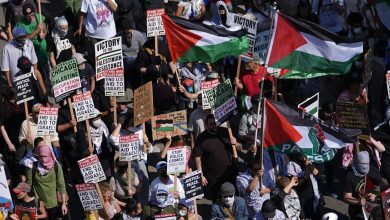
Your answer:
(26, 137), (68, 220)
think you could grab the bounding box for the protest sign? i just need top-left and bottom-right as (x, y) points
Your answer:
(36, 107), (58, 136)
(147, 9), (165, 37)
(75, 183), (103, 211)
(15, 206), (36, 219)
(73, 91), (96, 122)
(254, 29), (271, 62)
(78, 155), (106, 183)
(381, 187), (390, 220)
(104, 74), (125, 97)
(232, 14), (258, 59)
(95, 37), (124, 82)
(298, 93), (319, 118)
(183, 170), (204, 201)
(50, 58), (81, 103)
(386, 71), (390, 99)
(119, 134), (142, 161)
(167, 147), (187, 175)
(134, 81), (153, 126)
(335, 102), (370, 139)
(0, 165), (13, 211)
(151, 110), (187, 140)
(201, 79), (220, 110)
(14, 72), (34, 105)
(154, 214), (176, 220)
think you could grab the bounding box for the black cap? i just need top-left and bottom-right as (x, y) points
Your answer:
(17, 56), (32, 73)
(22, 3), (35, 16)
(261, 200), (276, 219)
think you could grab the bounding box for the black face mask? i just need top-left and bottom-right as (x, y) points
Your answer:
(160, 172), (168, 178)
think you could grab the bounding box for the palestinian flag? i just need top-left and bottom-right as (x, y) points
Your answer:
(263, 100), (358, 162)
(162, 15), (249, 63)
(298, 93), (319, 118)
(266, 12), (363, 78)
(156, 120), (174, 132)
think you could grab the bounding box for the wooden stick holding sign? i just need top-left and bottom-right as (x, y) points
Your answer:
(86, 119), (93, 153)
(38, 0), (42, 25)
(68, 97), (77, 133)
(113, 97), (117, 125)
(227, 122), (238, 159)
(24, 102), (31, 139)
(194, 200), (199, 220)
(233, 56), (242, 97)
(127, 161), (132, 195)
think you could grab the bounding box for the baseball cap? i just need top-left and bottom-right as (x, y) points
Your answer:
(247, 52), (264, 65)
(220, 182), (235, 197)
(73, 53), (87, 65)
(156, 161), (167, 170)
(13, 182), (31, 194)
(17, 56), (32, 73)
(261, 200), (276, 219)
(22, 3), (35, 16)
(12, 27), (27, 39)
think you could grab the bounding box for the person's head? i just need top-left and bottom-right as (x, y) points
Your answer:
(170, 135), (184, 148)
(91, 108), (104, 128)
(124, 198), (142, 217)
(73, 53), (87, 70)
(352, 151), (370, 176)
(247, 158), (262, 177)
(185, 62), (193, 70)
(54, 16), (68, 37)
(245, 53), (262, 72)
(37, 142), (55, 170)
(17, 56), (33, 74)
(217, 2), (228, 25)
(12, 182), (31, 200)
(122, 18), (135, 47)
(177, 199), (190, 217)
(115, 158), (128, 174)
(99, 182), (113, 202)
(276, 176), (292, 189)
(22, 3), (36, 23)
(116, 90), (133, 113)
(219, 182), (235, 207)
(320, 101), (336, 122)
(12, 27), (27, 47)
(205, 114), (217, 134)
(155, 188), (169, 207)
(261, 200), (277, 219)
(31, 103), (43, 122)
(250, 95), (260, 112)
(156, 161), (168, 179)
(3, 87), (17, 102)
(251, 0), (264, 11)
(347, 12), (364, 32)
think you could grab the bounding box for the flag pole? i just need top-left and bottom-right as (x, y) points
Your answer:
(233, 56), (242, 96)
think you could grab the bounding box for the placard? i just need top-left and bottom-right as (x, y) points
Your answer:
(147, 9), (165, 37)
(167, 147), (187, 175)
(381, 187), (390, 220)
(119, 134), (142, 161)
(15, 206), (36, 219)
(183, 170), (204, 201)
(154, 214), (176, 220)
(335, 102), (370, 139)
(95, 37), (124, 81)
(14, 72), (34, 105)
(105, 75), (125, 96)
(232, 14), (258, 59)
(73, 91), (96, 122)
(78, 155), (106, 183)
(36, 107), (58, 136)
(134, 81), (153, 126)
(151, 110), (187, 141)
(75, 183), (103, 211)
(386, 72), (390, 99)
(50, 58), (81, 103)
(0, 165), (13, 211)
(201, 79), (220, 110)
(254, 29), (271, 62)
(213, 96), (237, 126)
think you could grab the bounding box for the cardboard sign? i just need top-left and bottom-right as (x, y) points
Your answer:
(14, 72), (34, 105)
(50, 58), (81, 103)
(75, 183), (103, 211)
(0, 165), (13, 211)
(206, 80), (237, 125)
(232, 14), (258, 59)
(167, 147), (187, 175)
(335, 102), (370, 139)
(15, 206), (36, 219)
(201, 79), (220, 110)
(95, 37), (124, 81)
(183, 170), (204, 201)
(73, 91), (96, 122)
(78, 155), (106, 183)
(119, 134), (142, 161)
(386, 72), (390, 99)
(254, 29), (271, 62)
(381, 187), (390, 220)
(36, 107), (58, 136)
(147, 9), (165, 37)
(133, 81), (154, 126)
(151, 110), (187, 140)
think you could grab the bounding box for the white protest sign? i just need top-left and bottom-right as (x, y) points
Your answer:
(0, 165), (13, 211)
(167, 147), (187, 175)
(104, 75), (125, 96)
(78, 155), (106, 183)
(201, 79), (220, 110)
(232, 14), (258, 59)
(254, 29), (271, 62)
(75, 183), (103, 211)
(155, 214), (176, 220)
(73, 91), (96, 122)
(119, 134), (142, 161)
(37, 107), (58, 136)
(386, 72), (390, 99)
(95, 37), (124, 81)
(147, 9), (165, 37)
(14, 72), (34, 105)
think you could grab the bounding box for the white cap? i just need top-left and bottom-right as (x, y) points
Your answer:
(322, 212), (338, 220)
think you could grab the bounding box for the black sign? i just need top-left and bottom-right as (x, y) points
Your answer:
(14, 72), (34, 105)
(335, 102), (370, 139)
(183, 170), (204, 201)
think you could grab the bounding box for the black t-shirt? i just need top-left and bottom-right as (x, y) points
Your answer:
(343, 171), (365, 216)
(0, 101), (24, 149)
(46, 31), (75, 64)
(153, 83), (176, 115)
(194, 128), (233, 178)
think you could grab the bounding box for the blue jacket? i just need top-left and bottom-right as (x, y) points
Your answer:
(211, 197), (249, 220)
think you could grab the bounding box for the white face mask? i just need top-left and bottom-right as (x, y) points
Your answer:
(92, 119), (104, 128)
(222, 195), (235, 207)
(352, 27), (362, 34)
(178, 210), (187, 217)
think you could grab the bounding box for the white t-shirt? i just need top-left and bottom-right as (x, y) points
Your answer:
(81, 0), (117, 39)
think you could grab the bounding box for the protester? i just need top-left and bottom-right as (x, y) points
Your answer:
(176, 0), (206, 21)
(260, 199), (286, 220)
(121, 198), (143, 219)
(272, 176), (301, 219)
(188, 95), (210, 148)
(4, 0), (37, 39)
(74, 53), (95, 93)
(109, 159), (140, 202)
(99, 182), (122, 220)
(177, 199), (203, 220)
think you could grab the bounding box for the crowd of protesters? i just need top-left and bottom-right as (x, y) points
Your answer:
(0, 0), (389, 219)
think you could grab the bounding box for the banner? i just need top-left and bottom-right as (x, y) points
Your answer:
(254, 29), (271, 62)
(183, 170), (204, 201)
(119, 134), (142, 161)
(50, 58), (81, 103)
(95, 37), (124, 82)
(167, 147), (187, 175)
(335, 102), (370, 139)
(201, 79), (220, 110)
(75, 183), (103, 211)
(73, 91), (96, 122)
(232, 14), (258, 59)
(134, 81), (154, 126)
(14, 72), (34, 105)
(298, 93), (319, 118)
(151, 110), (187, 140)
(78, 155), (106, 183)
(37, 107), (58, 136)
(147, 9), (165, 37)
(15, 206), (36, 219)
(0, 165), (13, 211)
